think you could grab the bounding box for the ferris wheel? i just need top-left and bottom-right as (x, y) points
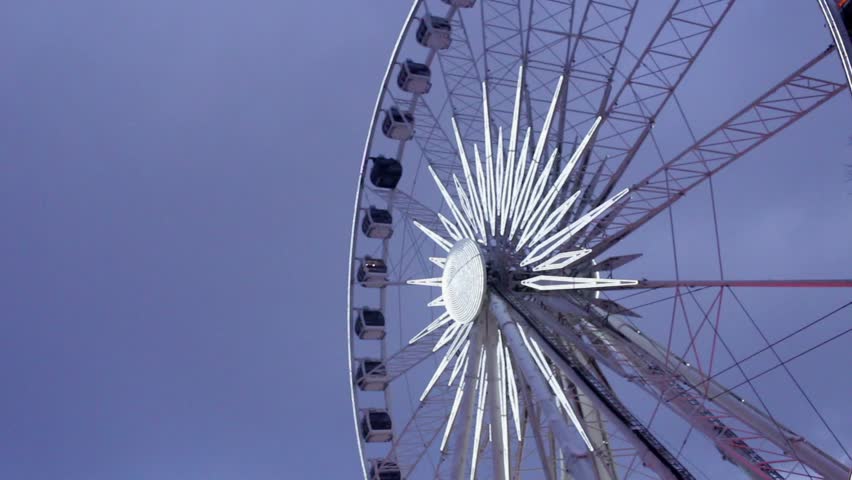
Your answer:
(346, 1), (852, 479)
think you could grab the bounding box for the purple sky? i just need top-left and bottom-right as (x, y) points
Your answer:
(1, 1), (850, 479)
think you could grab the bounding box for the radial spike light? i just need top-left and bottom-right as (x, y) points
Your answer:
(406, 277), (443, 287)
(531, 249), (592, 272)
(409, 312), (452, 344)
(521, 276), (639, 291)
(428, 257), (447, 269)
(413, 220), (452, 252)
(429, 165), (475, 240)
(427, 296), (445, 307)
(402, 66), (637, 478)
(530, 191), (581, 247)
(449, 340), (471, 387)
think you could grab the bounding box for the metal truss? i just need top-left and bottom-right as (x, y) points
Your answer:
(482, 0), (526, 131)
(623, 279), (852, 289)
(379, 323), (447, 382)
(582, 0), (736, 206)
(436, 5), (486, 154)
(524, 0), (575, 120)
(565, 354), (619, 480)
(559, 0), (637, 143)
(525, 0), (639, 178)
(524, 0), (577, 170)
(388, 89), (464, 184)
(520, 380), (559, 480)
(385, 369), (455, 478)
(535, 294), (850, 479)
(373, 187), (450, 240)
(497, 288), (697, 480)
(584, 47), (847, 257)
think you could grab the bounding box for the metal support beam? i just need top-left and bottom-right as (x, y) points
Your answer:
(537, 294), (850, 479)
(603, 310), (851, 480)
(483, 0), (526, 130)
(584, 0), (736, 205)
(495, 290), (693, 479)
(486, 318), (510, 480)
(447, 322), (485, 480)
(491, 294), (599, 479)
(609, 279), (852, 289)
(385, 368), (455, 478)
(437, 5), (486, 154)
(584, 47), (847, 257)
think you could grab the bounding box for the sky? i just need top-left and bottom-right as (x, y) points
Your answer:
(0, 1), (850, 479)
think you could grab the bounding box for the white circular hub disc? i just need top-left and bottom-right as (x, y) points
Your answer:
(442, 238), (487, 324)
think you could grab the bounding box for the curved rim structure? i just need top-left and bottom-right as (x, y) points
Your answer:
(818, 0), (852, 96)
(346, 2), (421, 478)
(347, 2), (852, 479)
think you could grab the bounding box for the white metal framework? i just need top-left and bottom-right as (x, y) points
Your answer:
(347, 1), (852, 479)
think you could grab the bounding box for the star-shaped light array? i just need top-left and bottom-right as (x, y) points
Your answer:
(404, 66), (637, 477)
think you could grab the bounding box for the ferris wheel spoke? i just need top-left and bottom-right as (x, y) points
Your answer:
(385, 88), (464, 184)
(523, 393), (558, 480)
(435, 4), (486, 151)
(499, 289), (698, 480)
(583, 47), (848, 258)
(584, 0), (737, 204)
(492, 294), (608, 479)
(521, 295), (693, 479)
(442, 323), (486, 479)
(384, 367), (457, 479)
(535, 293), (851, 479)
(378, 323), (449, 383)
(482, 0), (525, 131)
(373, 187), (450, 240)
(525, 0), (571, 136)
(519, 296), (636, 389)
(620, 279), (852, 289)
(555, 0), (638, 193)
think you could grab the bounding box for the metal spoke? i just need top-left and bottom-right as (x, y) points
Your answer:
(557, 0), (638, 163)
(524, 0), (575, 146)
(497, 288), (696, 480)
(583, 0), (736, 205)
(600, 279), (852, 289)
(437, 5), (486, 151)
(534, 293), (851, 479)
(584, 47), (847, 257)
(384, 368), (456, 478)
(482, 0), (526, 130)
(491, 293), (601, 479)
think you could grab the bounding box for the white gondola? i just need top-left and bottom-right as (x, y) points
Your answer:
(381, 106), (415, 140)
(397, 59), (432, 94)
(360, 409), (393, 443)
(441, 0), (476, 7)
(368, 460), (401, 480)
(416, 15), (452, 50)
(361, 206), (393, 239)
(369, 156), (402, 190)
(354, 359), (389, 391)
(357, 256), (388, 288)
(354, 308), (386, 340)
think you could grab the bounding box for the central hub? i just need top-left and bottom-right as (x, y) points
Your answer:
(442, 238), (487, 324)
